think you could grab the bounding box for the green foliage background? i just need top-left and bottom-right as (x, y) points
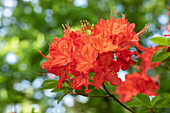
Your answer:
(0, 0), (170, 113)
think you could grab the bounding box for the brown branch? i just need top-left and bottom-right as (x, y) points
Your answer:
(75, 91), (110, 97)
(150, 107), (155, 113)
(102, 83), (136, 113)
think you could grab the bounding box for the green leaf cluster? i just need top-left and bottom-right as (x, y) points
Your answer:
(126, 94), (170, 113)
(150, 37), (170, 62)
(39, 79), (73, 104)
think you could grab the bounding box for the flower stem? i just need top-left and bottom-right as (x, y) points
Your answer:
(75, 91), (110, 97)
(102, 83), (136, 113)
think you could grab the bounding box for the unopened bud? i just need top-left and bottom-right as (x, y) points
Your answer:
(85, 30), (91, 37)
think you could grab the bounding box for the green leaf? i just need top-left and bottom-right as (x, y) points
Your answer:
(151, 48), (170, 62)
(89, 72), (95, 79)
(149, 37), (170, 45)
(57, 89), (72, 104)
(137, 107), (150, 113)
(51, 88), (65, 92)
(69, 73), (73, 77)
(57, 93), (68, 104)
(154, 97), (168, 107)
(42, 79), (58, 85)
(104, 81), (110, 87)
(62, 88), (71, 94)
(126, 101), (146, 107)
(151, 95), (160, 107)
(156, 103), (170, 108)
(38, 82), (57, 91)
(31, 108), (35, 113)
(136, 94), (151, 106)
(168, 38), (170, 45)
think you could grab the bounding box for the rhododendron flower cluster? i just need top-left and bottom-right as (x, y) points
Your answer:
(115, 46), (161, 102)
(115, 72), (159, 102)
(39, 12), (148, 93)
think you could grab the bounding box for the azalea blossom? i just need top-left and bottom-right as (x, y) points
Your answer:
(39, 12), (147, 93)
(116, 50), (138, 71)
(138, 46), (161, 75)
(93, 52), (121, 90)
(115, 72), (159, 102)
(90, 13), (140, 53)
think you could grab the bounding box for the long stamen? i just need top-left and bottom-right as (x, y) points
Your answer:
(137, 24), (149, 36)
(83, 20), (88, 30)
(62, 24), (66, 30)
(85, 20), (91, 29)
(62, 22), (70, 30)
(80, 20), (85, 31)
(110, 10), (117, 19)
(67, 21), (70, 29)
(121, 13), (126, 19)
(110, 10), (113, 20)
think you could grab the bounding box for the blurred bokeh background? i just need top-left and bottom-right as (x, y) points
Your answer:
(0, 0), (170, 113)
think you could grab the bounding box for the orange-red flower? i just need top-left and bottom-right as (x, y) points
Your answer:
(73, 42), (98, 73)
(116, 50), (138, 71)
(93, 52), (121, 90)
(39, 12), (148, 94)
(138, 46), (161, 74)
(115, 72), (159, 102)
(72, 73), (91, 93)
(167, 9), (170, 32)
(90, 13), (139, 53)
(168, 22), (170, 32)
(90, 33), (118, 53)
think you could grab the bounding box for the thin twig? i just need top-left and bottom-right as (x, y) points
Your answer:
(102, 83), (136, 113)
(75, 91), (110, 97)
